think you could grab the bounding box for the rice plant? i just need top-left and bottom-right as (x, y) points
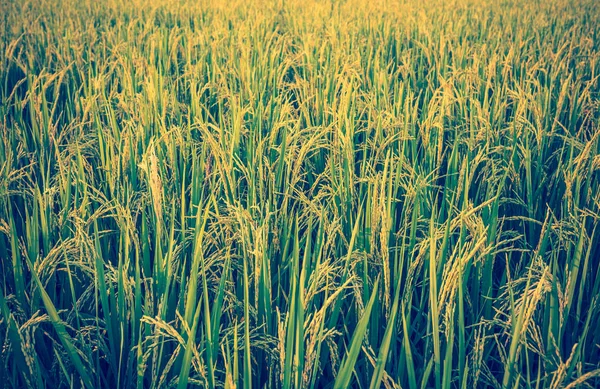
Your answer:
(1, 0), (599, 387)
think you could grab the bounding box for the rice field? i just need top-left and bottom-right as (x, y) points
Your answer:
(1, 0), (600, 387)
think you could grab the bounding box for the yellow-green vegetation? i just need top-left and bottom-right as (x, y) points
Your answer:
(1, 0), (600, 387)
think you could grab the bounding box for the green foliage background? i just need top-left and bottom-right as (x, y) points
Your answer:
(1, 0), (599, 387)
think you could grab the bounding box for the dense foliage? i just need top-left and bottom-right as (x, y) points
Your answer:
(1, 0), (600, 387)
